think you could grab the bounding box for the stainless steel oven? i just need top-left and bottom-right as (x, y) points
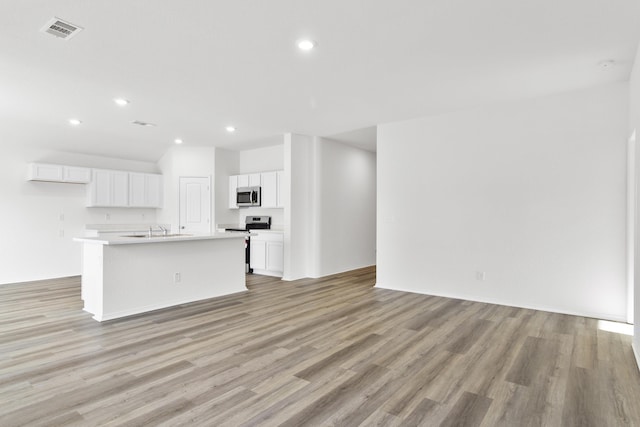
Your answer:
(225, 216), (271, 273)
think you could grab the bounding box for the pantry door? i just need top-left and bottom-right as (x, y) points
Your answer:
(179, 176), (211, 233)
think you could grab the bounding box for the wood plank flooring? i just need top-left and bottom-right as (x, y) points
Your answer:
(1, 267), (639, 426)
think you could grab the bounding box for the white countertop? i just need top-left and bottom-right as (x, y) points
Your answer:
(74, 232), (249, 246)
(217, 224), (284, 232)
(85, 223), (172, 233)
(248, 229), (283, 234)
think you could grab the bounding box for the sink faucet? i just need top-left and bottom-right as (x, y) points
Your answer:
(159, 225), (168, 236)
(148, 226), (153, 237)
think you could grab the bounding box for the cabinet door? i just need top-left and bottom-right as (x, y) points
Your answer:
(63, 166), (91, 183)
(228, 175), (238, 209)
(250, 239), (267, 270)
(261, 172), (277, 208)
(111, 171), (129, 207)
(249, 173), (261, 187)
(91, 169), (112, 206)
(237, 175), (249, 188)
(129, 173), (146, 207)
(146, 174), (162, 208)
(276, 171), (287, 208)
(28, 163), (63, 181)
(266, 241), (284, 273)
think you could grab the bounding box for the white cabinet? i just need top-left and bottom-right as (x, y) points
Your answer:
(250, 232), (283, 277)
(249, 173), (261, 187)
(27, 163), (90, 183)
(250, 240), (267, 270)
(276, 171), (286, 208)
(28, 162), (161, 208)
(237, 175), (249, 188)
(266, 241), (284, 272)
(63, 166), (92, 183)
(261, 171), (278, 208)
(87, 169), (129, 207)
(129, 173), (163, 208)
(146, 174), (162, 207)
(228, 170), (285, 209)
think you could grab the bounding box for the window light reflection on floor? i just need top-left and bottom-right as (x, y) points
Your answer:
(597, 320), (634, 336)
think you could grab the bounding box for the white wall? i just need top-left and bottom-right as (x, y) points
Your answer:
(0, 146), (158, 285)
(282, 134), (377, 280)
(239, 144), (284, 173)
(283, 133), (315, 280)
(630, 44), (640, 369)
(315, 138), (376, 276)
(378, 82), (628, 321)
(157, 146), (216, 232)
(214, 148), (240, 227)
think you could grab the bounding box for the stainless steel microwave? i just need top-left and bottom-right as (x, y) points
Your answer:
(236, 186), (261, 207)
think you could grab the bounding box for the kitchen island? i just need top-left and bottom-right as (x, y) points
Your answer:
(74, 233), (248, 321)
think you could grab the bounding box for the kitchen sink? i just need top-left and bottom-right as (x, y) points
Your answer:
(122, 234), (193, 238)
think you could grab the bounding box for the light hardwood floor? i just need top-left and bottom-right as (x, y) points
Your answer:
(1, 267), (639, 426)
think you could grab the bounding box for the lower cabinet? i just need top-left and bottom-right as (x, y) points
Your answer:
(250, 232), (283, 277)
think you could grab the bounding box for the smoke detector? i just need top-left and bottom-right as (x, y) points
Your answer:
(40, 17), (83, 40)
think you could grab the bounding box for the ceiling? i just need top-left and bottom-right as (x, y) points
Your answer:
(1, 1), (639, 162)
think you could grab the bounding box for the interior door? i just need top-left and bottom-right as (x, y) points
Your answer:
(179, 176), (211, 233)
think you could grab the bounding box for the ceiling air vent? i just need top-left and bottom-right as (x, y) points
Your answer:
(40, 17), (83, 40)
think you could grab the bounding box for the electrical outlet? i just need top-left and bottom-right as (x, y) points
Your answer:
(59, 213), (64, 221)
(476, 271), (486, 281)
(59, 229), (65, 237)
(174, 272), (181, 283)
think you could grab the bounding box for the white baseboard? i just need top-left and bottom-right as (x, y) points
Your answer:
(90, 290), (248, 322)
(633, 343), (640, 374)
(251, 269), (283, 278)
(375, 282), (627, 323)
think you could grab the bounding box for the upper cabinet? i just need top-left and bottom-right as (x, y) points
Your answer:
(87, 170), (162, 208)
(276, 170), (286, 208)
(237, 175), (249, 188)
(228, 170), (285, 209)
(129, 173), (163, 208)
(87, 169), (129, 207)
(261, 171), (278, 208)
(28, 162), (163, 209)
(249, 173), (261, 187)
(28, 163), (91, 184)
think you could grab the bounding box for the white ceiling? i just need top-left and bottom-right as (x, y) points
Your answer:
(1, 1), (639, 162)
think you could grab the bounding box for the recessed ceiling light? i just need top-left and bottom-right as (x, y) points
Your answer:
(68, 118), (82, 126)
(174, 138), (183, 144)
(226, 126), (236, 133)
(114, 98), (129, 106)
(297, 39), (316, 51)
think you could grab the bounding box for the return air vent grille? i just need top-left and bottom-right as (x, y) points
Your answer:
(40, 17), (83, 40)
(131, 120), (157, 127)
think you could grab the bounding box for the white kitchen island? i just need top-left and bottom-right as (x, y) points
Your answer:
(74, 233), (247, 321)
